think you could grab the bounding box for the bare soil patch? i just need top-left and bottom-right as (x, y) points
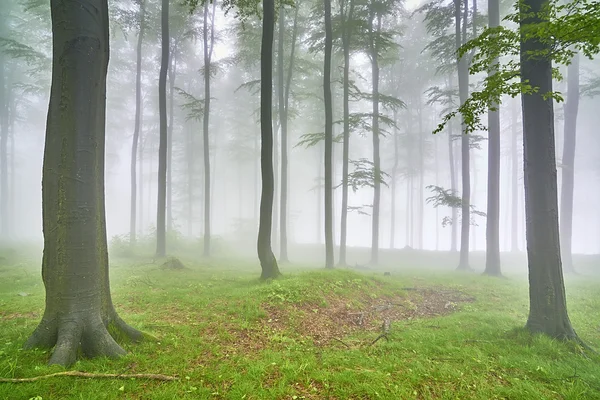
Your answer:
(262, 287), (475, 345)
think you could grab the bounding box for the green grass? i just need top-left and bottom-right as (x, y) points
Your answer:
(0, 251), (599, 400)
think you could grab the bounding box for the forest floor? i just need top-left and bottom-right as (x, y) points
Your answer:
(0, 248), (599, 399)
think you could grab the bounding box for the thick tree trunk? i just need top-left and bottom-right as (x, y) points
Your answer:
(130, 0), (145, 246)
(339, 0), (354, 266)
(559, 53), (579, 274)
(484, 0), (501, 276)
(520, 0), (578, 339)
(258, 0), (281, 279)
(324, 0), (334, 269)
(369, 11), (382, 265)
(456, 0), (470, 270)
(25, 0), (142, 366)
(167, 50), (177, 233)
(156, 0), (169, 257)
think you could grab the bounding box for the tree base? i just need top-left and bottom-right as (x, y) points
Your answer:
(25, 312), (143, 367)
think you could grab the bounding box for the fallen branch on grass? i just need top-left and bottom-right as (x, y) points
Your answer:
(332, 337), (352, 349)
(0, 371), (180, 383)
(368, 319), (391, 347)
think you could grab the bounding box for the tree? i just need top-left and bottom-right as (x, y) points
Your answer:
(130, 0), (146, 247)
(520, 0), (577, 338)
(484, 0), (501, 276)
(258, 0), (281, 279)
(438, 0), (600, 340)
(156, 0), (169, 257)
(559, 53), (579, 274)
(338, 0), (355, 266)
(202, 0), (217, 257)
(456, 0), (472, 271)
(278, 5), (299, 263)
(24, 0), (143, 366)
(324, 0), (334, 269)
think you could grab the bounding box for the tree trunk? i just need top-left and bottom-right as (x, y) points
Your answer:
(339, 0), (354, 266)
(278, 5), (298, 263)
(456, 0), (470, 270)
(167, 49), (177, 233)
(156, 0), (169, 257)
(324, 0), (334, 269)
(417, 100), (424, 250)
(448, 75), (458, 252)
(202, 0), (216, 257)
(520, 0), (578, 339)
(187, 122), (193, 237)
(559, 53), (579, 274)
(25, 0), (143, 366)
(0, 53), (7, 239)
(369, 10), (382, 265)
(258, 0), (281, 279)
(511, 97), (519, 252)
(390, 110), (399, 249)
(484, 0), (501, 276)
(130, 0), (145, 246)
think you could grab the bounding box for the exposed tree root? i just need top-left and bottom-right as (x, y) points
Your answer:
(25, 311), (143, 367)
(0, 371), (179, 383)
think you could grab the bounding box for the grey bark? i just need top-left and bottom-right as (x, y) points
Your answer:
(25, 0), (143, 366)
(484, 0), (501, 276)
(520, 0), (578, 339)
(202, 0), (216, 257)
(258, 0), (281, 279)
(559, 53), (579, 274)
(324, 0), (334, 268)
(130, 0), (145, 246)
(156, 0), (169, 257)
(339, 0), (354, 265)
(456, 0), (471, 270)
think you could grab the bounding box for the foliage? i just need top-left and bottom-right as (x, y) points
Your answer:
(426, 185), (486, 226)
(346, 158), (390, 191)
(433, 0), (600, 135)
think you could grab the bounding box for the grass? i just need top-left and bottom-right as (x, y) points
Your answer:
(0, 249), (599, 399)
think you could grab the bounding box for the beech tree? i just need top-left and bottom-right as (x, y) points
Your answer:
(25, 0), (143, 366)
(156, 0), (169, 257)
(258, 0), (281, 279)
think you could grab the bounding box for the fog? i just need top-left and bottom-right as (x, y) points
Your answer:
(3, 0), (600, 263)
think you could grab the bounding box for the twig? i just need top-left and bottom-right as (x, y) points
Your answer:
(0, 371), (179, 383)
(332, 338), (351, 349)
(368, 333), (389, 346)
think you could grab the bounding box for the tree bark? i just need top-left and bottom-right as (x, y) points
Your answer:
(520, 0), (578, 339)
(202, 0), (216, 257)
(167, 49), (177, 233)
(339, 0), (354, 266)
(456, 0), (470, 270)
(390, 110), (399, 249)
(369, 9), (382, 265)
(484, 0), (502, 276)
(559, 53), (579, 274)
(324, 0), (334, 269)
(278, 5), (298, 263)
(130, 0), (145, 246)
(511, 97), (519, 252)
(448, 74), (458, 252)
(156, 0), (169, 257)
(0, 53), (8, 239)
(25, 0), (143, 366)
(258, 0), (281, 279)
